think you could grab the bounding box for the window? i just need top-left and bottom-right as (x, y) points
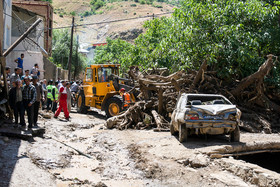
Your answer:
(85, 68), (93, 82)
(98, 67), (113, 82)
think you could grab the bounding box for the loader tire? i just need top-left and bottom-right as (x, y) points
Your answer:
(105, 95), (123, 118)
(77, 91), (88, 114)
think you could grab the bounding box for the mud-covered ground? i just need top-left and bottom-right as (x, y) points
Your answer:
(1, 110), (280, 187)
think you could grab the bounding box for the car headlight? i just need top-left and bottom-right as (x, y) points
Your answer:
(185, 113), (199, 120)
(229, 114), (237, 121)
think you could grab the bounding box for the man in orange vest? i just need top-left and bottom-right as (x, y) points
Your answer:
(120, 88), (131, 109)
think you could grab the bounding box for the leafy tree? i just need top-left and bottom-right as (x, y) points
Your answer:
(51, 29), (86, 79)
(94, 38), (134, 74)
(94, 0), (280, 87)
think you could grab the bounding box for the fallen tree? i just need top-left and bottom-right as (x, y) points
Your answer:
(106, 55), (280, 133)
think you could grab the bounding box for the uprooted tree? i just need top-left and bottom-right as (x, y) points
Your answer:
(106, 55), (280, 133)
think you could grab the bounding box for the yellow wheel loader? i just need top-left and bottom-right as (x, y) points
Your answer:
(77, 64), (136, 117)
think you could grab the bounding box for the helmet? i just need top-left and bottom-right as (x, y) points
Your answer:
(120, 88), (125, 92)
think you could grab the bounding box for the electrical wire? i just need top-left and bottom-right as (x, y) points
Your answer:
(43, 11), (174, 31)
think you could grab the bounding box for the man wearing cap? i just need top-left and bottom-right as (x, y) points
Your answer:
(32, 76), (44, 126)
(120, 88), (131, 109)
(54, 80), (70, 120)
(22, 76), (37, 129)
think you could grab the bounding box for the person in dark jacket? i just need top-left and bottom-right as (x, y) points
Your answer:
(32, 76), (44, 126)
(9, 79), (25, 127)
(22, 76), (37, 129)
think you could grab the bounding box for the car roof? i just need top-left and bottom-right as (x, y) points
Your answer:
(181, 93), (225, 97)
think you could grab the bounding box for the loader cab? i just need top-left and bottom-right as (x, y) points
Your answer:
(83, 64), (120, 96)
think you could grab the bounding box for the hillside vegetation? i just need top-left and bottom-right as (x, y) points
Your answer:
(52, 0), (176, 44)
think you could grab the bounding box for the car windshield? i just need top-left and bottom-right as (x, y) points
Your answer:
(186, 95), (231, 105)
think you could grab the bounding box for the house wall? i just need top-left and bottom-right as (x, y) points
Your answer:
(12, 1), (53, 55)
(5, 10), (45, 78)
(6, 51), (44, 78)
(3, 0), (12, 50)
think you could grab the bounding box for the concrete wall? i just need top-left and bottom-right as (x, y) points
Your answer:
(43, 56), (57, 81)
(43, 57), (68, 81)
(6, 51), (44, 78)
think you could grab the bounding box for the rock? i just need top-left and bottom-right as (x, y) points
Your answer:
(3, 136), (9, 142)
(210, 154), (223, 159)
(189, 154), (210, 168)
(93, 182), (107, 187)
(177, 159), (189, 165)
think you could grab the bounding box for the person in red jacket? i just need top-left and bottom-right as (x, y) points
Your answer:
(54, 80), (70, 120)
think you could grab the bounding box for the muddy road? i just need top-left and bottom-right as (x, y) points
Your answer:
(1, 111), (280, 187)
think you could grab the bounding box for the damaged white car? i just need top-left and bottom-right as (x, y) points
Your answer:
(170, 93), (241, 142)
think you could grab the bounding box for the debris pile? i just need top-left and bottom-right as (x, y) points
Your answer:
(106, 55), (280, 132)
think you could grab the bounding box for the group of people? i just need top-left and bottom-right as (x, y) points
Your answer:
(3, 54), (82, 129)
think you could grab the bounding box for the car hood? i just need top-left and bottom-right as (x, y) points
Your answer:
(191, 105), (236, 115)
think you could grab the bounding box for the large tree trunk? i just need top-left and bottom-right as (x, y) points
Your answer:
(231, 54), (274, 97)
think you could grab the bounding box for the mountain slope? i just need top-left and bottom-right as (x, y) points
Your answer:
(52, 0), (176, 45)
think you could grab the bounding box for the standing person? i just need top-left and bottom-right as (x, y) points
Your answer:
(5, 66), (11, 85)
(52, 81), (59, 113)
(54, 80), (70, 120)
(46, 80), (54, 111)
(14, 54), (24, 76)
(120, 88), (131, 110)
(10, 67), (22, 87)
(66, 82), (72, 112)
(31, 63), (44, 78)
(9, 80), (25, 127)
(41, 79), (47, 108)
(32, 76), (44, 126)
(70, 80), (79, 93)
(21, 70), (31, 82)
(22, 77), (36, 129)
(57, 78), (62, 90)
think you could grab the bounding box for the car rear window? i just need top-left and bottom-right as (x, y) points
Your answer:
(186, 95), (231, 105)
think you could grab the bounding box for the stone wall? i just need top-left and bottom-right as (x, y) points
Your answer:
(43, 57), (68, 81)
(43, 56), (57, 81)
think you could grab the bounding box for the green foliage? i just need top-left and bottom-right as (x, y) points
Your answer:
(130, 4), (137, 7)
(140, 0), (145, 4)
(90, 0), (105, 10)
(42, 0), (53, 3)
(94, 0), (280, 87)
(70, 11), (76, 16)
(52, 29), (86, 78)
(93, 38), (134, 74)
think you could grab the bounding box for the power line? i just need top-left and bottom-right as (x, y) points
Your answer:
(46, 11), (174, 31)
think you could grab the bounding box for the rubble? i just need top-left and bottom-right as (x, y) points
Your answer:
(106, 55), (280, 133)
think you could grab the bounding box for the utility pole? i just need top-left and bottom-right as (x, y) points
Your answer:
(74, 35), (79, 80)
(68, 17), (74, 81)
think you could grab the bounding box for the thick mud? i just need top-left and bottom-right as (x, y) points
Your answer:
(1, 111), (280, 186)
